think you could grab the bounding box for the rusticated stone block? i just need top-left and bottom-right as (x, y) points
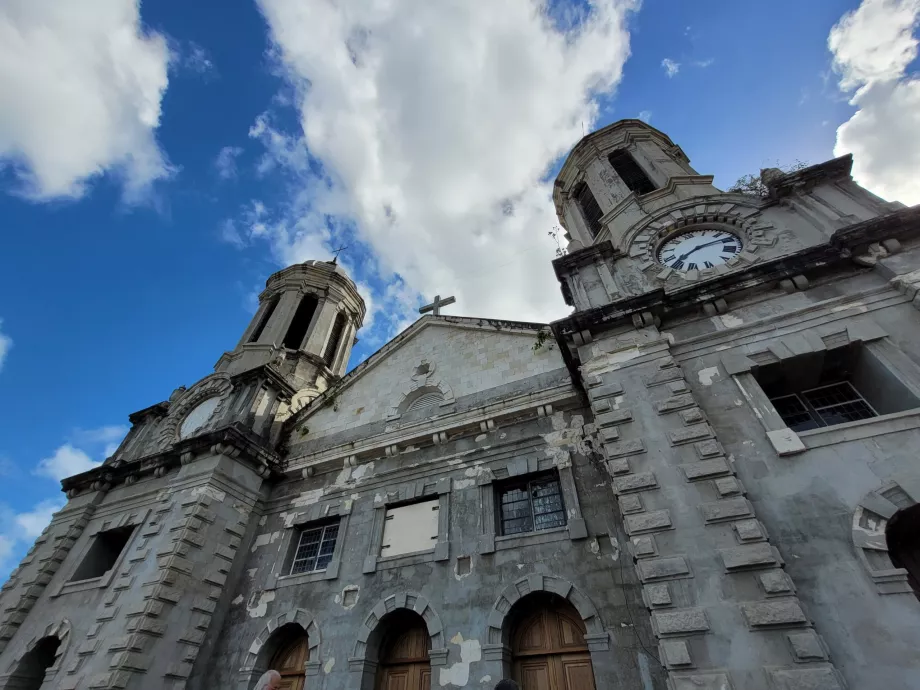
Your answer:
(637, 556), (690, 582)
(759, 570), (795, 596)
(588, 381), (623, 400)
(596, 409), (633, 427)
(643, 583), (671, 607)
(679, 408), (705, 425)
(680, 458), (731, 481)
(720, 543), (779, 571)
(695, 439), (724, 458)
(631, 535), (657, 558)
(669, 424), (713, 446)
(787, 630), (827, 661)
(613, 472), (657, 494)
(668, 380), (689, 394)
(700, 497), (754, 523)
(652, 608), (709, 636)
(741, 599), (807, 628)
(715, 476), (743, 496)
(599, 426), (619, 442)
(766, 666), (843, 690)
(733, 519), (765, 542)
(618, 494), (643, 514)
(656, 394), (696, 414)
(604, 438), (646, 459)
(606, 458), (630, 475)
(644, 367), (684, 387)
(659, 639), (692, 668)
(625, 510), (672, 535)
(671, 673), (733, 690)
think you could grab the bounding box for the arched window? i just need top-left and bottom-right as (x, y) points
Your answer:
(398, 386), (445, 415)
(375, 610), (431, 690)
(886, 503), (920, 600)
(508, 593), (596, 690)
(8, 636), (61, 690)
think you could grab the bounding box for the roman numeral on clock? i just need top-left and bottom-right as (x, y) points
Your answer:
(704, 261), (714, 268)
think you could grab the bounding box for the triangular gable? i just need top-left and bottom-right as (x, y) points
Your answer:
(288, 315), (564, 439)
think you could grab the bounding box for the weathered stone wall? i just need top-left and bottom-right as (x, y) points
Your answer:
(204, 406), (667, 690)
(664, 251), (920, 689)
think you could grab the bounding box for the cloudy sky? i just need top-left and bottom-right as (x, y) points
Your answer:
(0, 0), (917, 575)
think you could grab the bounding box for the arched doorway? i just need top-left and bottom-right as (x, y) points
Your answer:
(268, 628), (309, 690)
(510, 594), (596, 690)
(887, 503), (920, 600)
(375, 610), (431, 690)
(7, 636), (61, 690)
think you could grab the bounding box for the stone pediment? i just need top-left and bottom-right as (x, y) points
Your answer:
(284, 315), (566, 443)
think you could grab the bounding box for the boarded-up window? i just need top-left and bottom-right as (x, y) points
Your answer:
(573, 182), (603, 238)
(323, 312), (347, 365)
(608, 150), (657, 195)
(380, 499), (439, 558)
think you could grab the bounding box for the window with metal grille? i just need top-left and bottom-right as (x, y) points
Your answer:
(498, 473), (566, 536)
(752, 342), (920, 434)
(323, 312), (347, 365)
(770, 381), (876, 432)
(608, 150), (657, 195)
(290, 522), (339, 575)
(573, 182), (603, 238)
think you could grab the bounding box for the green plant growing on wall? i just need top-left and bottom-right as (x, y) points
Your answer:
(728, 160), (808, 197)
(533, 329), (554, 352)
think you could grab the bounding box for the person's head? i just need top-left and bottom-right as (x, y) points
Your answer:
(256, 670), (282, 690)
(495, 681), (520, 690)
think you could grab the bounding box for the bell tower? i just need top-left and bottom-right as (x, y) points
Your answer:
(215, 259), (365, 405)
(553, 119), (719, 252)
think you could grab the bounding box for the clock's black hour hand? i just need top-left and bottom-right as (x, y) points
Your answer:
(676, 238), (726, 262)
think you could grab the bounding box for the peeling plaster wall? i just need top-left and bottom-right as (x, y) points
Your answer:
(204, 403), (665, 690)
(670, 264), (920, 690)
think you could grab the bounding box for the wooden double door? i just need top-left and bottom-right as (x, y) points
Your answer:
(376, 615), (431, 690)
(512, 600), (597, 690)
(269, 634), (309, 690)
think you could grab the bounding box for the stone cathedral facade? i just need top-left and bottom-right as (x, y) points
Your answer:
(2, 120), (920, 690)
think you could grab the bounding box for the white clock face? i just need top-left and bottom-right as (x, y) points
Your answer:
(657, 228), (742, 271)
(179, 397), (220, 439)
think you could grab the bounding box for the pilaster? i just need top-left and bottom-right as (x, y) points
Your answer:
(581, 327), (845, 690)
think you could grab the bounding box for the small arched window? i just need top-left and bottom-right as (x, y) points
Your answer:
(407, 390), (444, 412)
(886, 503), (920, 600)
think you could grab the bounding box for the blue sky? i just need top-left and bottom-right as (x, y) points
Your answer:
(0, 0), (917, 575)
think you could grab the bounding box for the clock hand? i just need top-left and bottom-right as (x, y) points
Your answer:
(676, 238), (728, 262)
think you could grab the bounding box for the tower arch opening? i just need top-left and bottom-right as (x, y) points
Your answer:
(886, 503), (920, 600)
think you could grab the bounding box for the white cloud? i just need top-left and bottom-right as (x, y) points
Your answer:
(215, 146), (244, 179)
(661, 58), (680, 77)
(15, 499), (65, 540)
(245, 0), (636, 339)
(0, 319), (11, 373)
(34, 424), (127, 481)
(185, 42), (215, 75)
(0, 0), (173, 201)
(830, 0), (920, 204)
(35, 444), (99, 481)
(638, 110), (653, 123)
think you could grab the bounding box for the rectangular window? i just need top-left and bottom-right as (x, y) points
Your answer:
(608, 150), (657, 195)
(290, 522), (339, 575)
(380, 498), (439, 558)
(498, 473), (566, 536)
(323, 312), (347, 365)
(574, 182), (604, 238)
(756, 343), (918, 433)
(69, 525), (135, 582)
(248, 296), (279, 344)
(282, 295), (318, 349)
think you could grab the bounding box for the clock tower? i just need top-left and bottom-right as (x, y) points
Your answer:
(550, 119), (917, 689)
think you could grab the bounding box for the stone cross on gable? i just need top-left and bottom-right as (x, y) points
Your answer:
(419, 294), (456, 317)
